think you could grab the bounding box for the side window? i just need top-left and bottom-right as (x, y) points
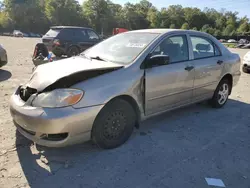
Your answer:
(59, 29), (73, 39)
(190, 36), (218, 59)
(152, 35), (189, 63)
(73, 29), (87, 40)
(86, 30), (99, 40)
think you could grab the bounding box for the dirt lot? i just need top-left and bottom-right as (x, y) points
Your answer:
(0, 36), (250, 188)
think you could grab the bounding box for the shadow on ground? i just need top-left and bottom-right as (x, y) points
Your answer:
(0, 69), (12, 81)
(15, 99), (250, 188)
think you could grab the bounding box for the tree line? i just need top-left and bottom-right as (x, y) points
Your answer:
(0, 0), (250, 37)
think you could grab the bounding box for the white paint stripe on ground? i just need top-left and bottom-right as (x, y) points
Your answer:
(205, 178), (226, 187)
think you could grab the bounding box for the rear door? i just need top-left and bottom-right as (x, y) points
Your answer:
(145, 34), (195, 115)
(189, 35), (224, 102)
(77, 29), (100, 52)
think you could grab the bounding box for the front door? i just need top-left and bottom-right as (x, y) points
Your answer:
(145, 35), (195, 115)
(189, 36), (224, 102)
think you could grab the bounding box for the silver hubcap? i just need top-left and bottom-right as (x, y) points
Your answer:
(218, 83), (229, 105)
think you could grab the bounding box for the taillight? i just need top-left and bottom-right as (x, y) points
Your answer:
(53, 39), (60, 46)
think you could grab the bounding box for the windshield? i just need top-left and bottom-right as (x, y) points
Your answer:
(44, 28), (61, 37)
(83, 32), (159, 64)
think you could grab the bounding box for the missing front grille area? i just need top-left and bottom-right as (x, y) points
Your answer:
(41, 133), (68, 141)
(19, 86), (37, 102)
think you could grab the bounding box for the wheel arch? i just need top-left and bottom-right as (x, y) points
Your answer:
(103, 95), (141, 129)
(220, 73), (233, 95)
(67, 45), (81, 56)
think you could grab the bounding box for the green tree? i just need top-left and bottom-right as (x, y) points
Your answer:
(183, 7), (206, 30)
(223, 24), (235, 36)
(46, 0), (83, 26)
(237, 22), (249, 34)
(147, 6), (160, 28)
(214, 29), (222, 37)
(0, 0), (249, 36)
(167, 5), (184, 28)
(3, 0), (48, 33)
(201, 24), (210, 33)
(121, 2), (150, 30)
(170, 23), (176, 29)
(159, 8), (170, 28)
(181, 22), (189, 29)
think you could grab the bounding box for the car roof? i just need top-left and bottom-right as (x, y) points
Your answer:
(50, 26), (92, 30)
(128, 28), (210, 36)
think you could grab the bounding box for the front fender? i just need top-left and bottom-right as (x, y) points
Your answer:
(72, 67), (144, 110)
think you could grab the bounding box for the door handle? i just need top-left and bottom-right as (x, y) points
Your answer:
(185, 66), (194, 71)
(217, 60), (223, 65)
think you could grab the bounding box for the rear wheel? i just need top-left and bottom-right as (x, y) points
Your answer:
(209, 79), (231, 108)
(67, 46), (80, 57)
(242, 66), (249, 73)
(92, 99), (136, 149)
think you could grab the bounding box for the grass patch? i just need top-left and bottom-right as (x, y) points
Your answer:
(223, 43), (237, 48)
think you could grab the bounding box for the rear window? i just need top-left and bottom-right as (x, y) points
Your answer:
(44, 29), (61, 37)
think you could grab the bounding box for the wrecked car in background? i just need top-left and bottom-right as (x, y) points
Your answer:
(42, 26), (100, 57)
(0, 44), (8, 67)
(10, 29), (241, 149)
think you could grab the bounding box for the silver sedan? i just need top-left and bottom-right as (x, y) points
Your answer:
(10, 29), (241, 149)
(0, 44), (7, 67)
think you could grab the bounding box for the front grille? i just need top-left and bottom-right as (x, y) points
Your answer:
(19, 86), (37, 102)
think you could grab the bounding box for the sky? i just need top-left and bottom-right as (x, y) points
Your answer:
(78, 0), (250, 18)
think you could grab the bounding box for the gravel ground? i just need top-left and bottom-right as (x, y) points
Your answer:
(0, 36), (250, 188)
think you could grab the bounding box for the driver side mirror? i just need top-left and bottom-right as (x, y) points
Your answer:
(146, 54), (170, 68)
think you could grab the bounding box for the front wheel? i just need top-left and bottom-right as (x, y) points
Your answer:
(92, 99), (136, 149)
(209, 79), (231, 108)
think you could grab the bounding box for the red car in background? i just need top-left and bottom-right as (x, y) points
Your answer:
(113, 28), (128, 35)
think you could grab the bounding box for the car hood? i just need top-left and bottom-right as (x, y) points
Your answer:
(27, 56), (123, 92)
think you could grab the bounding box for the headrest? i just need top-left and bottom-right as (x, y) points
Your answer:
(196, 43), (211, 51)
(165, 43), (181, 57)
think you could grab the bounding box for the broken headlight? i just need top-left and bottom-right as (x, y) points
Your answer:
(32, 89), (84, 108)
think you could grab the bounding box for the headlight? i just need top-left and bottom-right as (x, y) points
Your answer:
(32, 89), (84, 108)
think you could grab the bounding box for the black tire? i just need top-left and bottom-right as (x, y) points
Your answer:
(242, 67), (248, 73)
(67, 46), (80, 57)
(92, 99), (136, 149)
(209, 79), (231, 108)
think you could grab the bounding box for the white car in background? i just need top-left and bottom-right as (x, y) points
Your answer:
(242, 51), (250, 73)
(227, 39), (237, 43)
(13, 30), (24, 37)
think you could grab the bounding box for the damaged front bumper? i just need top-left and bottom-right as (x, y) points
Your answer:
(9, 87), (104, 147)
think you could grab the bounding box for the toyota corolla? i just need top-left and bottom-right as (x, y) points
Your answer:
(10, 29), (241, 149)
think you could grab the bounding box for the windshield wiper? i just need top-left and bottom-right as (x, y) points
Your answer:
(89, 56), (106, 61)
(81, 54), (111, 62)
